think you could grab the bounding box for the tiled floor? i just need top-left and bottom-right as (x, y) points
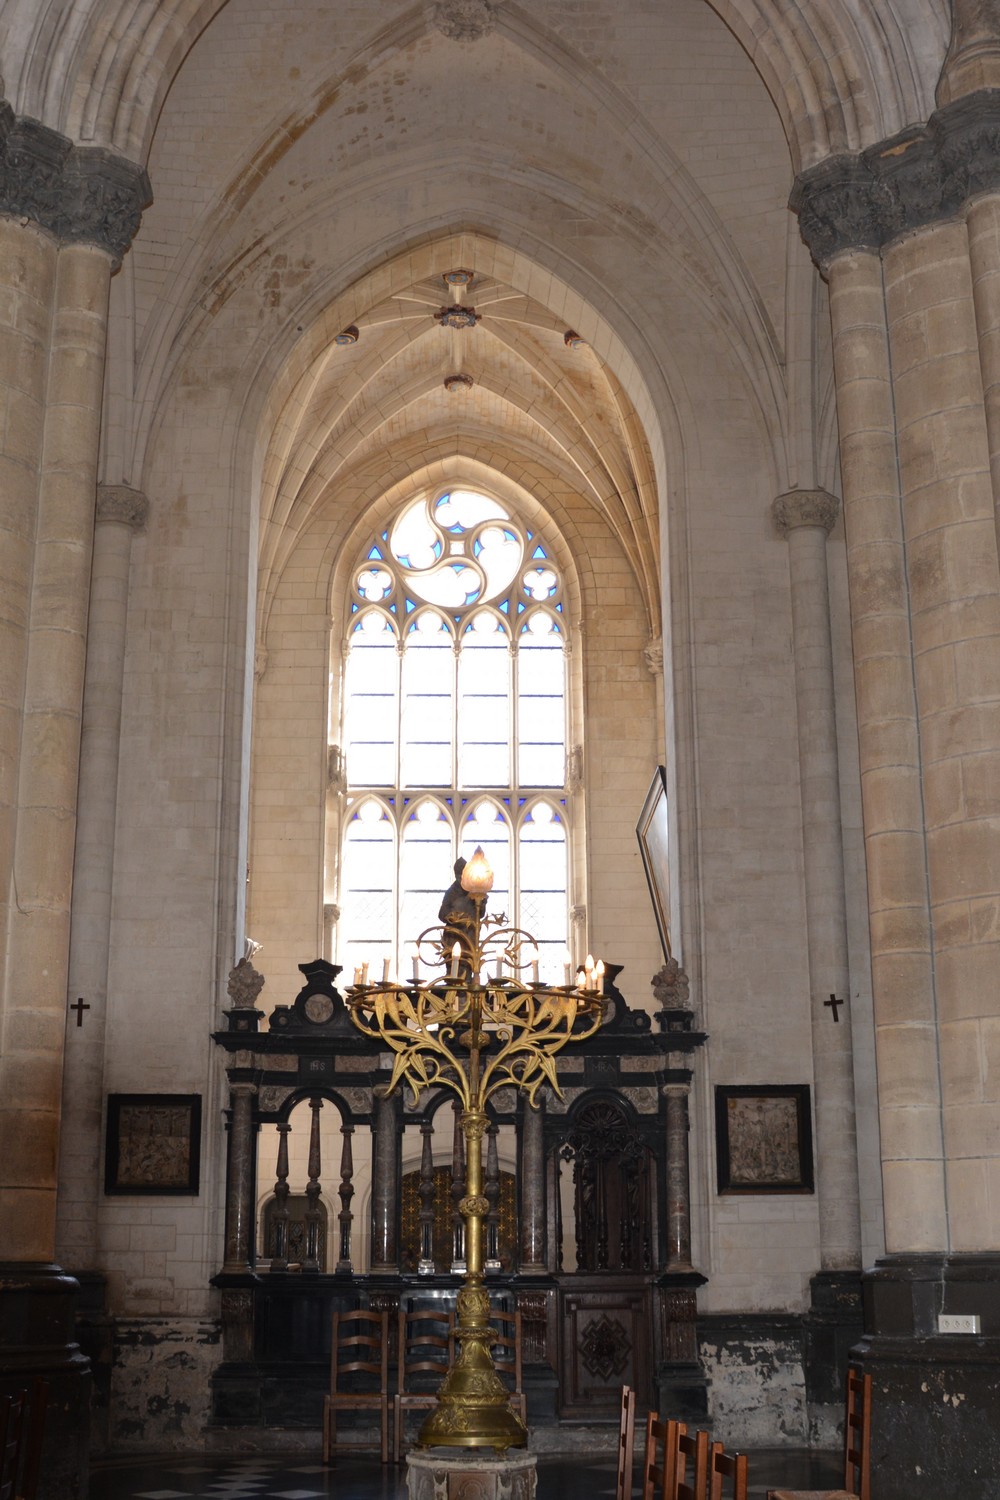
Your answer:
(90, 1447), (843, 1499)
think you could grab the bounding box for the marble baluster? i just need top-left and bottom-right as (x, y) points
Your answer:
(269, 1122), (291, 1272)
(303, 1097), (323, 1271)
(336, 1123), (355, 1273)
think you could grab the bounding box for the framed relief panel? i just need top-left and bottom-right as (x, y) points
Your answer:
(104, 1093), (202, 1195)
(715, 1084), (814, 1195)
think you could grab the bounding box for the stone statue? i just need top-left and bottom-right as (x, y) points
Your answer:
(651, 957), (690, 1011)
(227, 957), (265, 1008)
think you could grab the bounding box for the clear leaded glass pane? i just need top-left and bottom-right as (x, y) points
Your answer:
(400, 801), (452, 943)
(400, 614), (454, 787)
(517, 616), (565, 786)
(460, 802), (512, 918)
(519, 804), (568, 980)
(344, 617), (398, 787)
(340, 800), (394, 973)
(458, 615), (510, 787)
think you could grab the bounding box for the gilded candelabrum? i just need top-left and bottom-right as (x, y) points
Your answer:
(346, 847), (604, 1452)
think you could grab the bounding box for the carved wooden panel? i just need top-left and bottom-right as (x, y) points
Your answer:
(558, 1277), (652, 1416)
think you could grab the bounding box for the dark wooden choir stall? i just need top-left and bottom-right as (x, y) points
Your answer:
(211, 956), (708, 1430)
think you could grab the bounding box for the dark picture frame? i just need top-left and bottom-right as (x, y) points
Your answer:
(715, 1085), (814, 1195)
(636, 764), (672, 960)
(104, 1093), (202, 1196)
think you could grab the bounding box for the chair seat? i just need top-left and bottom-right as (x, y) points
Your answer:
(768, 1490), (858, 1499)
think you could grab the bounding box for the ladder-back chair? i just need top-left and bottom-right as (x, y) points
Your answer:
(674, 1427), (711, 1500)
(641, 1411), (685, 1500)
(767, 1369), (871, 1500)
(616, 1385), (637, 1500)
(709, 1443), (749, 1500)
(393, 1306), (454, 1463)
(322, 1308), (390, 1465)
(487, 1308), (526, 1427)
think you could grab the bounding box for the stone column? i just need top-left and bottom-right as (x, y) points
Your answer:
(0, 111), (149, 1500)
(643, 636), (665, 760)
(56, 486), (148, 1270)
(0, 122), (149, 1272)
(793, 57), (1000, 1493)
(824, 247), (946, 1253)
(772, 489), (861, 1270)
(222, 1081), (258, 1274)
(370, 1085), (400, 1273)
(0, 217), (57, 1031)
(0, 241), (117, 1266)
(518, 1097), (547, 1274)
(882, 214), (1000, 1250)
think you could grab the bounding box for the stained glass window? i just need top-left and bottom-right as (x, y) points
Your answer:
(336, 488), (570, 979)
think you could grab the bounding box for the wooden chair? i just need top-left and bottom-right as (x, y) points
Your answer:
(615, 1385), (637, 1500)
(487, 1309), (527, 1427)
(393, 1306), (454, 1463)
(767, 1369), (871, 1500)
(15, 1381), (47, 1500)
(640, 1410), (684, 1500)
(0, 1393), (26, 1500)
(674, 1427), (711, 1500)
(322, 1308), (390, 1465)
(709, 1443), (749, 1500)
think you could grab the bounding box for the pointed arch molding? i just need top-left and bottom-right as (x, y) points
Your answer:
(8, 0), (945, 171)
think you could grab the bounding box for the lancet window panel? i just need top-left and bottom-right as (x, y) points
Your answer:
(336, 487), (573, 976)
(337, 795), (569, 980)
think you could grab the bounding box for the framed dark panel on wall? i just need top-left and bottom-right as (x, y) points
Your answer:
(104, 1093), (202, 1195)
(636, 764), (672, 960)
(715, 1084), (813, 1195)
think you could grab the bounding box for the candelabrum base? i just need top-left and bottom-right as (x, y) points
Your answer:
(417, 1345), (527, 1453)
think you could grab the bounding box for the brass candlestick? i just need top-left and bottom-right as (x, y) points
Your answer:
(346, 847), (603, 1452)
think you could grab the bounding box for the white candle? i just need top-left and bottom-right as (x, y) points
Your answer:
(562, 950), (572, 987)
(595, 958), (605, 995)
(531, 959), (540, 985)
(494, 953), (503, 981)
(382, 956), (390, 983)
(450, 941), (461, 979)
(411, 946), (420, 983)
(361, 960), (369, 985)
(353, 965), (362, 986)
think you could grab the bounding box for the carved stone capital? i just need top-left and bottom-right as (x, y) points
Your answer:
(0, 105), (151, 266)
(791, 93), (1000, 269)
(227, 958), (265, 1008)
(937, 0), (1000, 106)
(254, 646), (268, 682)
(772, 489), (840, 536)
(328, 743), (347, 791)
(643, 635), (664, 676)
(96, 484), (148, 529)
(324, 902), (341, 926)
(434, 0), (497, 41)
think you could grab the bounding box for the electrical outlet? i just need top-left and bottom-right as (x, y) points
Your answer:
(938, 1314), (981, 1334)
